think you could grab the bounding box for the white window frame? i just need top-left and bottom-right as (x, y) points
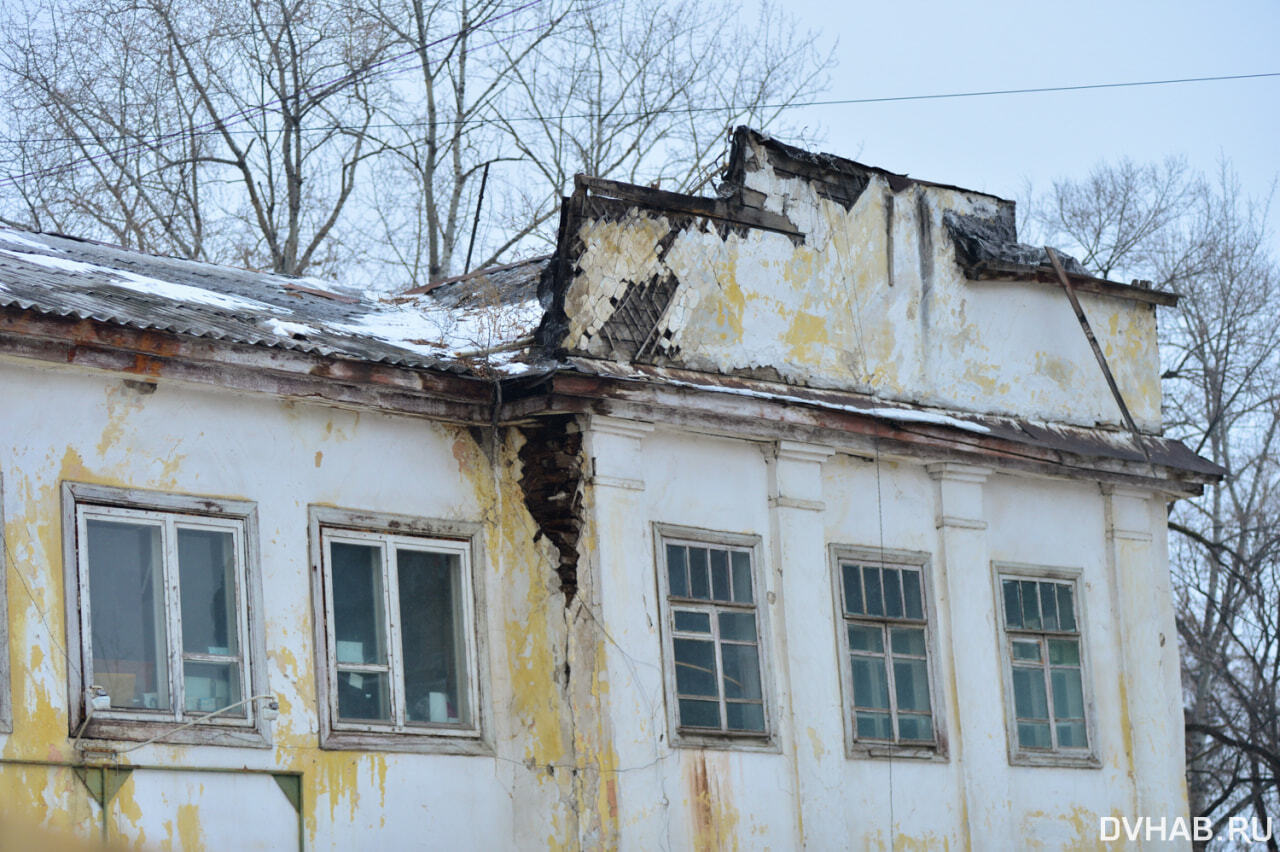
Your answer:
(993, 562), (1100, 769)
(309, 506), (489, 754)
(653, 523), (777, 751)
(830, 545), (948, 761)
(62, 482), (270, 747)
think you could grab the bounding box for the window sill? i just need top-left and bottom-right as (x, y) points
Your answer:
(670, 731), (780, 753)
(320, 729), (492, 756)
(1008, 750), (1101, 769)
(76, 718), (270, 749)
(849, 742), (949, 762)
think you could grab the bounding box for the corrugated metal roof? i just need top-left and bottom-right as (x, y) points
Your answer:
(0, 228), (549, 374)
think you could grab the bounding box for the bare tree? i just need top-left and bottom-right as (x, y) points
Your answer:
(1, 0), (394, 276)
(0, 0), (832, 288)
(1030, 162), (1280, 848)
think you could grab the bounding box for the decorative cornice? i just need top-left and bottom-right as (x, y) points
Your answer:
(586, 415), (655, 441)
(774, 440), (836, 465)
(926, 463), (993, 484)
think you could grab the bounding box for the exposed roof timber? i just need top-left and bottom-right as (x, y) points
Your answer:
(734, 126), (1012, 203)
(0, 304), (1221, 493)
(498, 360), (1222, 494)
(575, 175), (802, 239)
(0, 306), (494, 424)
(967, 260), (1180, 307)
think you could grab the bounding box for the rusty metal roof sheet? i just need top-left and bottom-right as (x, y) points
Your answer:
(0, 228), (549, 373)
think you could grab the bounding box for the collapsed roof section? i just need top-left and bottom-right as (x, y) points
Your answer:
(0, 129), (1222, 493)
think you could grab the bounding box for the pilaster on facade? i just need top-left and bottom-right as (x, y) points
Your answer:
(769, 440), (835, 511)
(927, 463), (993, 530)
(927, 461), (999, 849)
(1101, 483), (1183, 822)
(584, 415), (655, 491)
(766, 439), (836, 848)
(1103, 484), (1156, 543)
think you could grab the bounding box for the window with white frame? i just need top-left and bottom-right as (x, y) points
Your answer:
(63, 483), (269, 746)
(997, 569), (1096, 765)
(311, 508), (485, 752)
(656, 526), (771, 744)
(833, 548), (943, 757)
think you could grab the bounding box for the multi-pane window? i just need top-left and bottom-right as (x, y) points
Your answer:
(836, 555), (938, 752)
(316, 515), (481, 747)
(659, 531), (769, 741)
(999, 574), (1091, 758)
(65, 484), (268, 745)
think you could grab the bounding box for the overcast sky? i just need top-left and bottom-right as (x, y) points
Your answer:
(778, 0), (1279, 248)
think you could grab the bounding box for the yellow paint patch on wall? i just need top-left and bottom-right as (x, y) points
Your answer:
(806, 727), (826, 761)
(783, 312), (830, 364)
(173, 802), (203, 851)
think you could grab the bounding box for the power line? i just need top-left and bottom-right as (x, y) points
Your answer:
(5, 69), (1275, 148)
(1, 64), (1275, 187)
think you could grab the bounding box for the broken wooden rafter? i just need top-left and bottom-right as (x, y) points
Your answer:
(575, 175), (802, 239)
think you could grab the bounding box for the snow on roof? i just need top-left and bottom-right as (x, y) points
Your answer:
(0, 227), (549, 375)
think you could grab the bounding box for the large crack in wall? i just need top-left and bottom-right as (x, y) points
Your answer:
(516, 415), (586, 604)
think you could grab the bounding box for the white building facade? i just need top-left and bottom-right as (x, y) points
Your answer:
(0, 128), (1218, 849)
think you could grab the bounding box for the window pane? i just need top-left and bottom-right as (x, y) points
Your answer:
(178, 528), (238, 657)
(1012, 639), (1042, 662)
(1038, 583), (1060, 631)
(1051, 667), (1086, 719)
(851, 656), (890, 710)
(720, 644), (762, 700)
(336, 670), (390, 721)
(725, 702), (765, 732)
(842, 564), (864, 614)
(897, 714), (934, 742)
(894, 659), (931, 712)
(890, 627), (926, 657)
(1012, 667), (1049, 720)
(1048, 638), (1080, 666)
(848, 624), (884, 653)
(1002, 580), (1022, 628)
(730, 551), (753, 604)
(882, 568), (903, 618)
(709, 550), (731, 602)
(1056, 720), (1088, 748)
(666, 545), (688, 598)
(673, 610), (711, 633)
(1017, 721), (1052, 749)
(183, 660), (243, 717)
(902, 569), (923, 620)
(718, 612), (757, 642)
(856, 711), (892, 739)
(86, 519), (170, 711)
(1019, 580), (1042, 629)
(398, 549), (467, 725)
(1056, 584), (1077, 631)
(863, 566), (884, 616)
(331, 542), (387, 665)
(673, 639), (718, 697)
(678, 698), (720, 729)
(688, 548), (710, 600)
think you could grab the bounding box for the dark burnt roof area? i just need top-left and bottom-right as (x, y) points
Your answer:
(722, 126), (1178, 307)
(403, 255), (549, 308)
